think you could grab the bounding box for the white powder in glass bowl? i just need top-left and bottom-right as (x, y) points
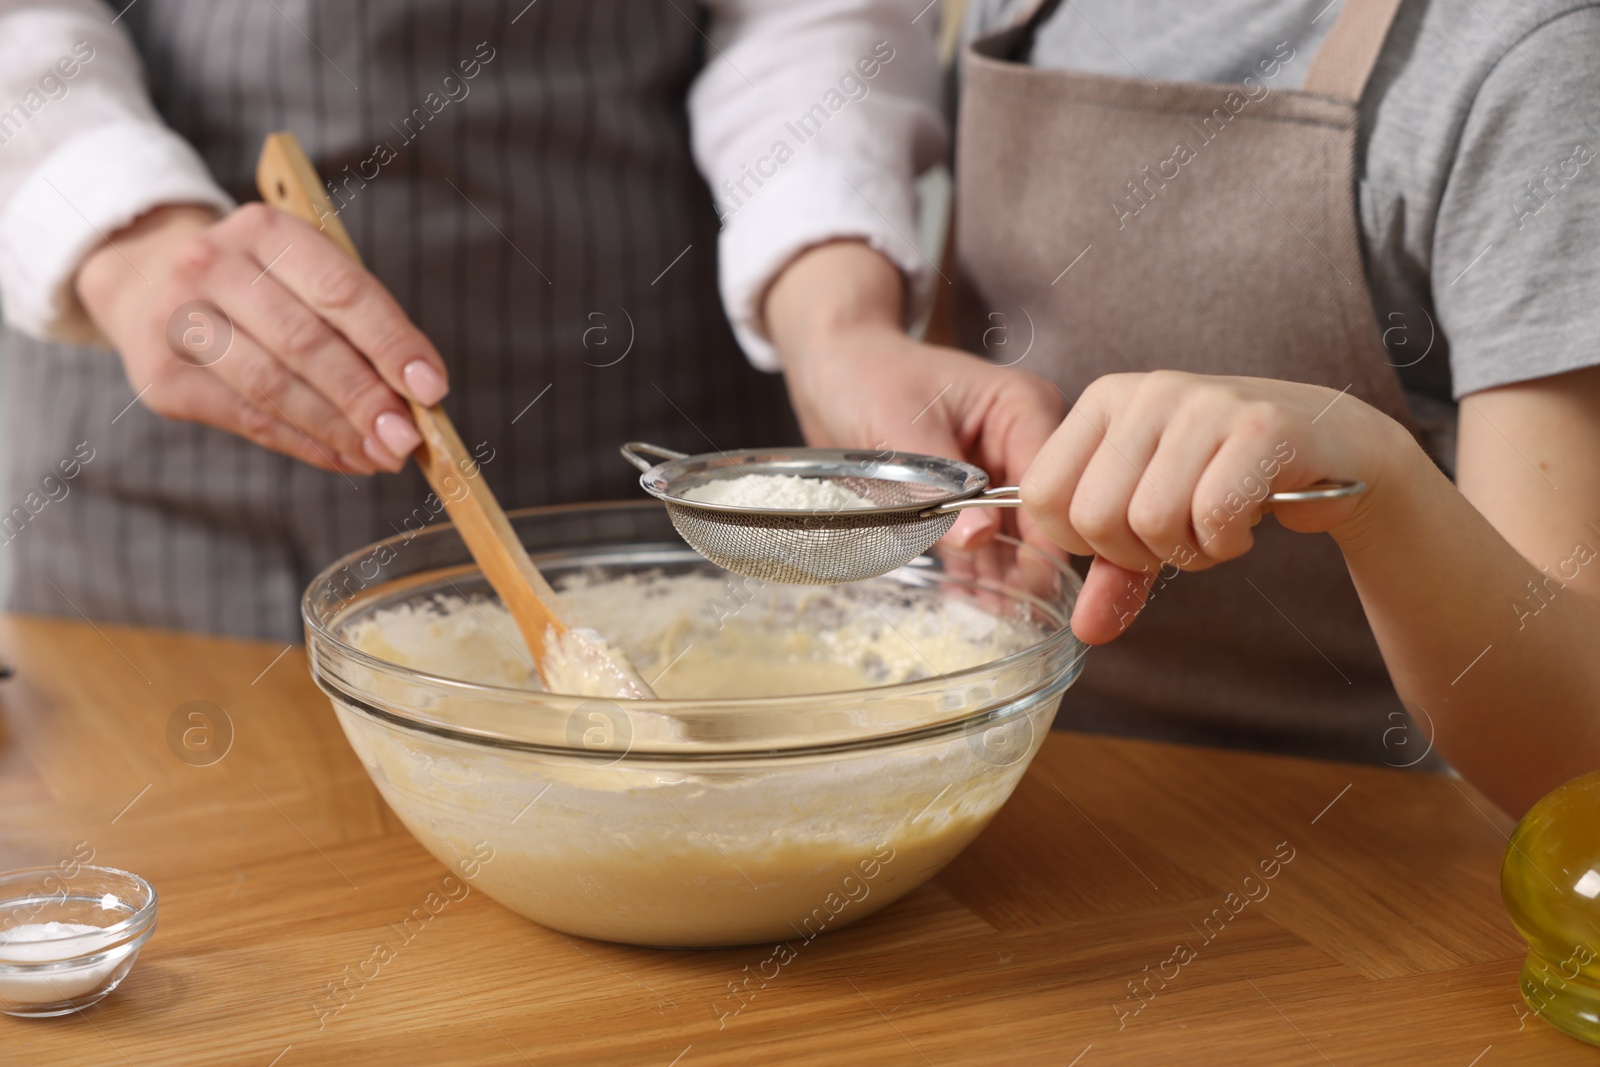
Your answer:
(0, 922), (128, 1004)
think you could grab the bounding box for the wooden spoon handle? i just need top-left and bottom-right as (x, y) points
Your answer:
(256, 131), (567, 666)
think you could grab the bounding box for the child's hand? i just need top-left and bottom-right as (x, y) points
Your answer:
(1020, 371), (1407, 644)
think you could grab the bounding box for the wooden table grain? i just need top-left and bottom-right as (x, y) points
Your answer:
(0, 614), (1592, 1066)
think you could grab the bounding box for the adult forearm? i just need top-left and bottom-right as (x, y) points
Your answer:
(765, 239), (904, 363)
(1333, 437), (1600, 815)
(0, 0), (232, 341)
(691, 0), (945, 371)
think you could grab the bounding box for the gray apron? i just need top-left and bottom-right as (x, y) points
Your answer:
(956, 0), (1421, 762)
(3, 0), (797, 641)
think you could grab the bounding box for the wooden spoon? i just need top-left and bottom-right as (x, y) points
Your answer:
(256, 132), (653, 699)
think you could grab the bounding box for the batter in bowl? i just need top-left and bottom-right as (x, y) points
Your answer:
(345, 571), (1039, 698)
(336, 570), (1056, 946)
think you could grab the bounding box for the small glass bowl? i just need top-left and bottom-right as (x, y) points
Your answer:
(0, 865), (158, 1017)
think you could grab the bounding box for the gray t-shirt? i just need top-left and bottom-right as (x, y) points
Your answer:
(965, 0), (1600, 411)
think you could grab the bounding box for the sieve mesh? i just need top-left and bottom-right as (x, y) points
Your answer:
(661, 499), (959, 584)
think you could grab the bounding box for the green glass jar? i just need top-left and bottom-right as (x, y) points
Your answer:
(1501, 769), (1600, 1046)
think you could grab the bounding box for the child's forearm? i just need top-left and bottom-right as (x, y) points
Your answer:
(1334, 437), (1600, 816)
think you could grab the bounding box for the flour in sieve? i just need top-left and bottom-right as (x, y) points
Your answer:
(679, 473), (874, 510)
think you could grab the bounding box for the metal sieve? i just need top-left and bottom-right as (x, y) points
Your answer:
(621, 442), (1365, 584)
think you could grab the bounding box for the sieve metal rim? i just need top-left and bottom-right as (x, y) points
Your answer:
(620, 442), (1370, 521)
(620, 441), (991, 519)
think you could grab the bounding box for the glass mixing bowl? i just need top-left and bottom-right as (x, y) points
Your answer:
(303, 502), (1085, 948)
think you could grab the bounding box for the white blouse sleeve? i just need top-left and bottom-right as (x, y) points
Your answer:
(0, 0), (233, 344)
(690, 0), (948, 371)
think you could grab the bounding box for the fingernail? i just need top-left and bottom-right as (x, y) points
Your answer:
(403, 359), (447, 406)
(362, 436), (396, 470)
(373, 412), (421, 461)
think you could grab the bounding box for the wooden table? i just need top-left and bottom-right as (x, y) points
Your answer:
(0, 615), (1592, 1066)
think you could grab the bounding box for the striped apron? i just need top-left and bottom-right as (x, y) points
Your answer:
(3, 0), (797, 641)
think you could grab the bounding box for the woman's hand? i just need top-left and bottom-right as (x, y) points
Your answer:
(765, 240), (1063, 553)
(75, 202), (449, 474)
(1020, 371), (1410, 644)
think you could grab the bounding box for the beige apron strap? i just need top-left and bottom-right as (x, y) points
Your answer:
(1012, 0), (1064, 29)
(991, 0), (1066, 58)
(1003, 0), (1402, 100)
(1300, 0), (1407, 102)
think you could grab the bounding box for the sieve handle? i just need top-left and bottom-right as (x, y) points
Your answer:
(928, 487), (1023, 514)
(621, 441), (689, 472)
(1259, 479), (1367, 507)
(929, 479), (1367, 516)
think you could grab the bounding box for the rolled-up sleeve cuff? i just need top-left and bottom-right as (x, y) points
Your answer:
(716, 156), (934, 373)
(0, 123), (234, 344)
